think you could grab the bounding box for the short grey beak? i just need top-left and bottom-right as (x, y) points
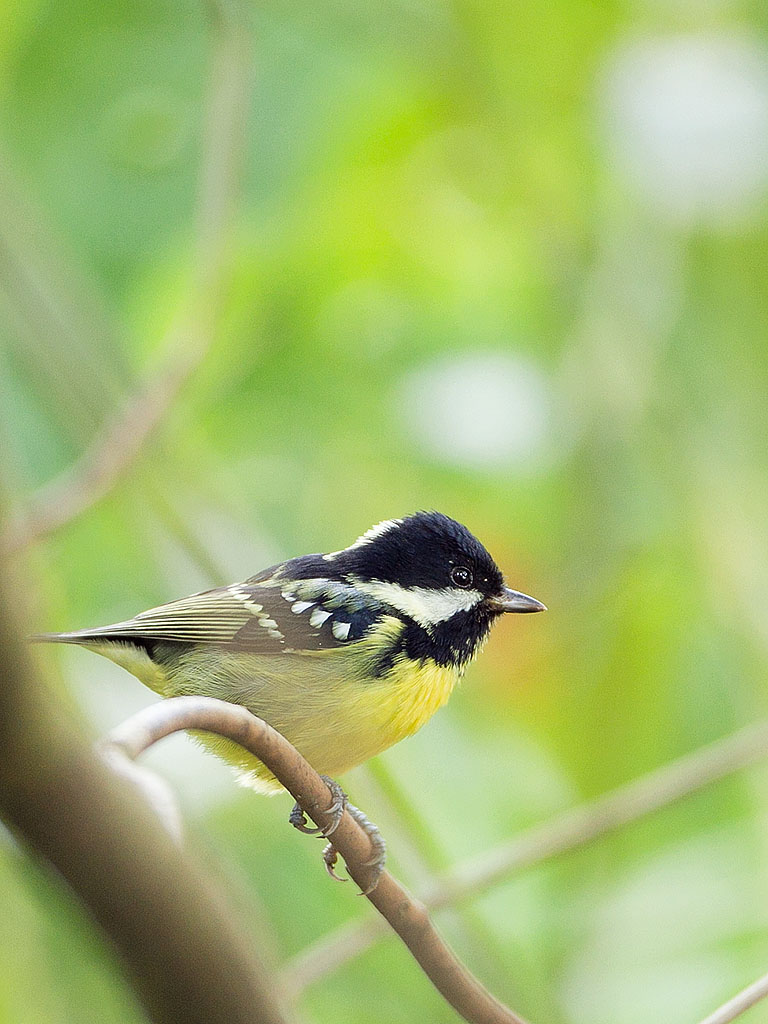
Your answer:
(487, 587), (547, 614)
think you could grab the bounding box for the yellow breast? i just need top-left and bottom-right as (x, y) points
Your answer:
(374, 653), (460, 744)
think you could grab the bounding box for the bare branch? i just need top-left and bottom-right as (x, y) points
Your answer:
(3, 1), (253, 555)
(287, 719), (768, 992)
(107, 696), (532, 1024)
(2, 347), (204, 553)
(696, 971), (768, 1024)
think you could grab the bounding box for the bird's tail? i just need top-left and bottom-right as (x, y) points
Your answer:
(30, 630), (102, 645)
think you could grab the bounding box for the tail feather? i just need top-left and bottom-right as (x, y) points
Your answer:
(30, 631), (105, 645)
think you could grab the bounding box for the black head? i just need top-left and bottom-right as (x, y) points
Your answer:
(335, 511), (542, 618)
(334, 512), (503, 595)
(274, 511), (544, 667)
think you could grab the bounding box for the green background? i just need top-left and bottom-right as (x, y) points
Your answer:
(2, 2), (768, 1022)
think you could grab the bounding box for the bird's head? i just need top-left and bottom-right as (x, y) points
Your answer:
(272, 512), (544, 667)
(287, 511), (546, 667)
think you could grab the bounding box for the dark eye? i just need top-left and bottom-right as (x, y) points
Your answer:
(450, 565), (473, 588)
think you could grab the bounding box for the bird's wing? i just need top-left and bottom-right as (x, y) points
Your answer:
(38, 581), (380, 653)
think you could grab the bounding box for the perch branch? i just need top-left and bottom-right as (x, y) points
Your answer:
(287, 718), (768, 992)
(106, 695), (532, 1024)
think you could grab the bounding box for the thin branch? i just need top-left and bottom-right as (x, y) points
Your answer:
(358, 757), (520, 989)
(106, 696), (532, 1024)
(286, 719), (768, 993)
(3, 1), (253, 556)
(696, 971), (768, 1024)
(2, 347), (205, 553)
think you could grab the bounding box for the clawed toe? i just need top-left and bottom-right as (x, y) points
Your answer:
(289, 782), (386, 894)
(320, 803), (387, 894)
(346, 803), (386, 894)
(317, 775), (347, 837)
(288, 801), (323, 834)
(322, 842), (347, 883)
(288, 775), (347, 837)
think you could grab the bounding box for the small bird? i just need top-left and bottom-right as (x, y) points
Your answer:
(37, 512), (545, 793)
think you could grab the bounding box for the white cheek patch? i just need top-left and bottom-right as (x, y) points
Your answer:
(351, 578), (483, 627)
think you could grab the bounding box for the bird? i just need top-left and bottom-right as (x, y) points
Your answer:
(35, 511), (544, 884)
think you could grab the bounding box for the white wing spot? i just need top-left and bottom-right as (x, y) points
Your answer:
(257, 617), (279, 629)
(229, 587), (264, 614)
(331, 620), (351, 641)
(291, 600), (314, 614)
(309, 607), (331, 628)
(281, 591), (297, 602)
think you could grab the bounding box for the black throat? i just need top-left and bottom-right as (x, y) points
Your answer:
(376, 605), (497, 673)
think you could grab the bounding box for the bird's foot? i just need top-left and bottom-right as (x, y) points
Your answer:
(288, 775), (347, 837)
(323, 802), (387, 895)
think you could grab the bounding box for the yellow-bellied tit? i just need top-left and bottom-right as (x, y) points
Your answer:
(36, 512), (544, 883)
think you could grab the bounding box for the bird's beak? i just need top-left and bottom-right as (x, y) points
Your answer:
(487, 587), (547, 614)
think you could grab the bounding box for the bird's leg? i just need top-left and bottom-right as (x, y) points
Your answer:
(290, 780), (386, 893)
(288, 775), (347, 836)
(323, 802), (387, 895)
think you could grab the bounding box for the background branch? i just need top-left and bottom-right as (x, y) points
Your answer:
(2, 0), (253, 556)
(107, 696), (532, 1024)
(0, 508), (291, 1024)
(696, 970), (768, 1024)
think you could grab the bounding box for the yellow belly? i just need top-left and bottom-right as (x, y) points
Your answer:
(91, 619), (460, 792)
(191, 650), (458, 791)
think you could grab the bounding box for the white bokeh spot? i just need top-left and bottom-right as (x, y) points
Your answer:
(600, 35), (768, 226)
(396, 351), (553, 471)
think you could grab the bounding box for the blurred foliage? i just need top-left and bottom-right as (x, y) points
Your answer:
(3, 1), (768, 1023)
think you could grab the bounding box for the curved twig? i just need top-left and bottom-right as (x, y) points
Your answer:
(105, 696), (530, 1024)
(286, 718), (768, 993)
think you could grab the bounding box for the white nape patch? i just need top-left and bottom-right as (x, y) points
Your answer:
(309, 607), (331, 628)
(331, 620), (351, 641)
(322, 517), (402, 561)
(350, 577), (483, 627)
(291, 600), (314, 614)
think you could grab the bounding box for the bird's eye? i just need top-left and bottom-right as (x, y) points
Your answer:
(450, 565), (473, 588)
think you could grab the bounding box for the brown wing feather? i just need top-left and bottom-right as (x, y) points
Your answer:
(33, 581), (363, 653)
(37, 585), (278, 648)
